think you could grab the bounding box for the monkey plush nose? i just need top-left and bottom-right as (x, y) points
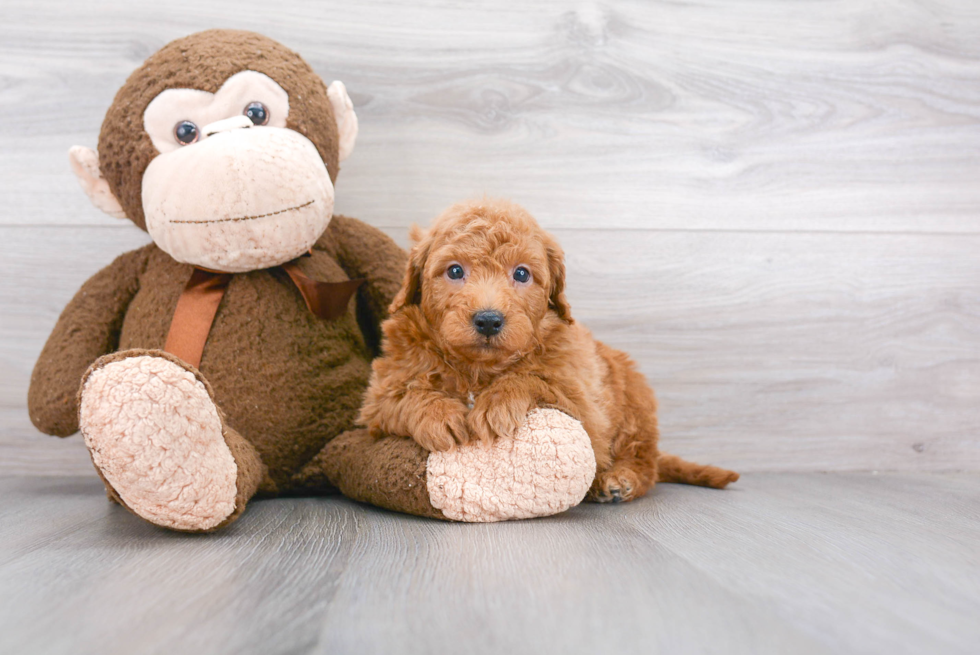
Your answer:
(203, 115), (254, 137)
(473, 310), (505, 337)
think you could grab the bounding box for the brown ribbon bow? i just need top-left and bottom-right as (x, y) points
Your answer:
(164, 260), (364, 369)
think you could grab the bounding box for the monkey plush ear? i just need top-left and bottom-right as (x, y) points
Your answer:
(327, 81), (358, 163)
(68, 146), (127, 219)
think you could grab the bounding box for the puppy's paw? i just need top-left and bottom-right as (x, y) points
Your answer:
(412, 397), (470, 452)
(590, 468), (643, 504)
(467, 389), (533, 446)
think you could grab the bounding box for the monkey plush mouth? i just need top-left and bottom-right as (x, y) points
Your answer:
(141, 125), (335, 272)
(169, 199), (316, 225)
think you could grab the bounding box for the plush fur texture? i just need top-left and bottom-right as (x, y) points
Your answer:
(141, 125), (335, 272)
(29, 27), (404, 506)
(309, 427), (446, 519)
(426, 408), (595, 521)
(361, 199), (740, 502)
(317, 410), (597, 523)
(79, 349), (267, 532)
(98, 30), (341, 230)
(141, 71), (291, 153)
(79, 354), (239, 531)
(30, 215), (405, 495)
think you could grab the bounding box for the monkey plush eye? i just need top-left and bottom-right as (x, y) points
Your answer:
(244, 102), (270, 126)
(173, 120), (199, 145)
(446, 264), (465, 280)
(513, 266), (531, 284)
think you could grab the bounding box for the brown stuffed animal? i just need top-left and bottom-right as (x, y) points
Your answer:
(28, 30), (596, 531)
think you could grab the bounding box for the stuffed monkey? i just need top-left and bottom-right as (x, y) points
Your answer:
(28, 30), (595, 531)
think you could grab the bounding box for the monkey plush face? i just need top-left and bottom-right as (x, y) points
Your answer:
(69, 30), (358, 273)
(139, 70), (336, 271)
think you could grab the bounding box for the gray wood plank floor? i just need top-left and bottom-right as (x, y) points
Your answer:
(2, 473), (977, 655)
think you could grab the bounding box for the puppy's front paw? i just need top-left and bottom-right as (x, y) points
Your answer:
(467, 388), (534, 446)
(412, 397), (470, 452)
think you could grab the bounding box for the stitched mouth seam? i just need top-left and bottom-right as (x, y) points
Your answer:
(170, 199), (316, 225)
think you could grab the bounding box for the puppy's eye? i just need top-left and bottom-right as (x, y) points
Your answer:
(513, 266), (531, 284)
(173, 121), (199, 145)
(244, 102), (269, 126)
(446, 264), (465, 280)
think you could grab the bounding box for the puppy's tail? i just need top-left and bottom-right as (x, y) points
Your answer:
(656, 453), (739, 489)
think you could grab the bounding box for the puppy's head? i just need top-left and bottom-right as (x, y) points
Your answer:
(391, 199), (572, 363)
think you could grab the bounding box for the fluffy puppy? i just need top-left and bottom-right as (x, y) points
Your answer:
(360, 199), (738, 502)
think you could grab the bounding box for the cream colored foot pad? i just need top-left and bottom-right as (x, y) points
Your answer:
(427, 408), (596, 522)
(79, 355), (238, 531)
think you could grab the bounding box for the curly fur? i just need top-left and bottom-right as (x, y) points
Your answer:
(360, 198), (738, 502)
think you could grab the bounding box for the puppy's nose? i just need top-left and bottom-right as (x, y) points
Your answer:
(473, 310), (505, 337)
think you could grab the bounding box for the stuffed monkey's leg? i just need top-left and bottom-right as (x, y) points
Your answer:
(305, 409), (596, 522)
(79, 350), (266, 532)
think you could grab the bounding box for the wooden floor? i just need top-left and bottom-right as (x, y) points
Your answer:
(1, 473), (977, 654)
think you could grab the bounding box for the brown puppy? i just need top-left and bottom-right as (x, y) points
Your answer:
(360, 199), (738, 502)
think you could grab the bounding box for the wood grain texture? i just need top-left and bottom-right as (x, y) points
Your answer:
(3, 225), (977, 474)
(1, 0), (980, 232)
(2, 0), (979, 474)
(0, 473), (977, 654)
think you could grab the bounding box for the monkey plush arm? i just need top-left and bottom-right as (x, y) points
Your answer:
(28, 246), (149, 437)
(316, 214), (407, 355)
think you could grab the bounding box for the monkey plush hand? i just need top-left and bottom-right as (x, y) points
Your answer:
(28, 30), (595, 531)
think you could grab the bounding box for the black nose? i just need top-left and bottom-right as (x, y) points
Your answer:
(473, 310), (505, 337)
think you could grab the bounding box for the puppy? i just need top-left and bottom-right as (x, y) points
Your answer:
(359, 199), (738, 502)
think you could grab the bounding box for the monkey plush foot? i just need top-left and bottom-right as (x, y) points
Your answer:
(317, 409), (596, 522)
(79, 350), (263, 532)
(427, 409), (596, 521)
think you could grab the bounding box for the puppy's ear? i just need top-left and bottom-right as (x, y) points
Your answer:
(389, 225), (431, 313)
(545, 237), (573, 324)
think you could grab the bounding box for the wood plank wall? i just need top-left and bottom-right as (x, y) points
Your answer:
(1, 0), (978, 475)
